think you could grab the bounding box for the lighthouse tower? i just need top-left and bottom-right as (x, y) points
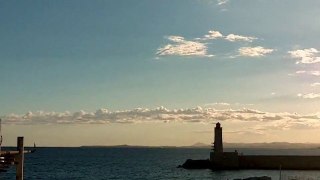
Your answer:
(213, 122), (223, 153)
(210, 122), (239, 168)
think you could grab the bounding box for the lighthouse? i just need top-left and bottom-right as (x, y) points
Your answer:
(210, 122), (239, 168)
(213, 122), (223, 153)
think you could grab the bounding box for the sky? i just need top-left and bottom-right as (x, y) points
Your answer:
(1, 0), (320, 146)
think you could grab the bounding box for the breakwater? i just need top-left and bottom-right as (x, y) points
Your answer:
(182, 122), (320, 170)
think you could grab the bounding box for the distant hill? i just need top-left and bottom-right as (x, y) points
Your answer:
(81, 142), (320, 149)
(191, 142), (210, 147)
(188, 142), (320, 149)
(80, 144), (178, 148)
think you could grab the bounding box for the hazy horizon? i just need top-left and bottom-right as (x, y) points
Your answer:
(2, 0), (320, 146)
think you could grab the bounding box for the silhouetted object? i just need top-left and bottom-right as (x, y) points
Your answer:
(15, 137), (24, 180)
(0, 119), (2, 153)
(179, 159), (211, 169)
(31, 143), (36, 153)
(0, 118), (36, 179)
(180, 122), (320, 170)
(234, 176), (271, 180)
(0, 137), (35, 180)
(213, 122), (223, 153)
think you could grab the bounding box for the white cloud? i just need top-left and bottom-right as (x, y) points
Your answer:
(157, 29), (266, 58)
(295, 70), (320, 76)
(225, 34), (257, 42)
(298, 93), (320, 99)
(217, 0), (229, 5)
(204, 102), (254, 107)
(203, 30), (223, 40)
(199, 30), (257, 42)
(310, 71), (320, 76)
(311, 83), (320, 87)
(166, 36), (183, 42)
(157, 36), (214, 57)
(238, 46), (274, 57)
(204, 102), (231, 107)
(3, 107), (320, 132)
(296, 70), (306, 74)
(288, 48), (320, 64)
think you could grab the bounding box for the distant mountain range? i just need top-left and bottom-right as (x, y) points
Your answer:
(81, 142), (320, 149)
(80, 144), (179, 148)
(189, 142), (320, 149)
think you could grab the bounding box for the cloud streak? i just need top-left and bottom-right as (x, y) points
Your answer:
(217, 0), (229, 6)
(225, 34), (257, 42)
(3, 107), (320, 132)
(157, 36), (214, 57)
(311, 83), (320, 87)
(200, 30), (223, 40)
(298, 93), (320, 99)
(295, 70), (320, 76)
(199, 29), (257, 42)
(238, 46), (274, 57)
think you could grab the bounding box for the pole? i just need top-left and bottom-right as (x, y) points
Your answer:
(0, 118), (2, 153)
(279, 164), (282, 180)
(16, 137), (24, 180)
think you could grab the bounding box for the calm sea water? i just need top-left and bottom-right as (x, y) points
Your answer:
(2, 147), (320, 180)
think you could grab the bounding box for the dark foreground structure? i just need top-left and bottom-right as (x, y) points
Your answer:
(182, 122), (320, 170)
(0, 137), (35, 180)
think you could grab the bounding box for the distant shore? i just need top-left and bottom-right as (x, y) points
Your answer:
(80, 142), (320, 149)
(3, 142), (320, 149)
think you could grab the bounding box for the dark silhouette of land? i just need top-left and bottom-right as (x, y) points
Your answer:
(180, 122), (320, 170)
(81, 142), (320, 149)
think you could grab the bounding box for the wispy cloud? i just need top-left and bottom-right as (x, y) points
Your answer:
(288, 48), (320, 64)
(308, 71), (320, 76)
(205, 102), (230, 106)
(225, 34), (257, 42)
(238, 46), (274, 57)
(157, 29), (269, 58)
(225, 130), (265, 136)
(217, 0), (229, 6)
(199, 29), (257, 42)
(157, 36), (214, 57)
(296, 70), (306, 74)
(295, 70), (320, 76)
(311, 83), (320, 87)
(199, 30), (223, 40)
(297, 93), (320, 99)
(3, 107), (320, 132)
(204, 102), (254, 108)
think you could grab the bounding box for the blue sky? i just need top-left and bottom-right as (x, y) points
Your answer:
(2, 0), (320, 146)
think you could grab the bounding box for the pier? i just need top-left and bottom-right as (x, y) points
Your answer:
(0, 137), (35, 180)
(181, 122), (320, 170)
(0, 118), (35, 180)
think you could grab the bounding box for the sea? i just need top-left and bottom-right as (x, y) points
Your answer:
(2, 147), (320, 180)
